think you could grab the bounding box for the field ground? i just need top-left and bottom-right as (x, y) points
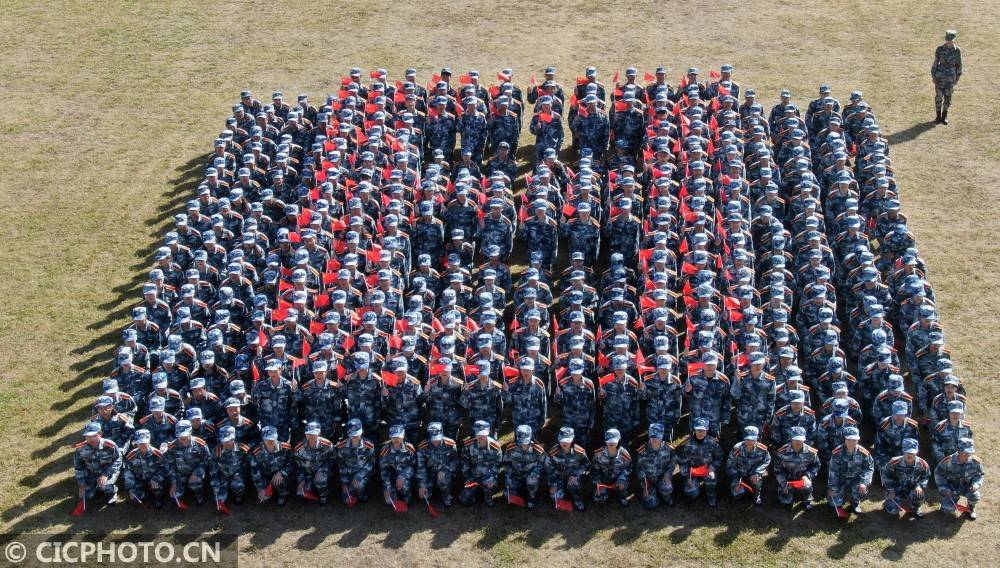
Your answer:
(2, 1), (999, 566)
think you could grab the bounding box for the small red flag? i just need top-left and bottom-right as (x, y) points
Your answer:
(382, 372), (401, 388)
(690, 465), (710, 478)
(562, 204), (576, 217)
(459, 75), (474, 85)
(709, 70), (721, 79)
(644, 72), (656, 83)
(174, 496), (190, 510)
(612, 70), (620, 84)
(538, 112), (553, 123)
(507, 492), (526, 507)
(302, 489), (320, 502)
(787, 479), (807, 490)
(217, 500), (232, 515)
(599, 373), (616, 386)
(71, 498), (86, 516)
(554, 498), (574, 512)
(835, 506), (849, 519)
(530, 73), (537, 87)
(264, 485), (275, 498)
(392, 499), (409, 513)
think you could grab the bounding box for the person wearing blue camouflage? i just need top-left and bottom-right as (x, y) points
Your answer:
(251, 425), (294, 506)
(827, 426), (874, 516)
(124, 428), (168, 508)
(774, 426), (822, 510)
(336, 418), (376, 505)
(294, 421), (335, 504)
(380, 424), (417, 507)
(935, 437), (985, 519)
(726, 426), (771, 506)
(881, 438), (931, 518)
(635, 423), (677, 508)
(678, 418), (723, 507)
(460, 420), (502, 507)
(75, 422), (122, 506)
(502, 425), (547, 509)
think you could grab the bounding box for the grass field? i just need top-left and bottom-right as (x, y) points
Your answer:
(2, 1), (999, 566)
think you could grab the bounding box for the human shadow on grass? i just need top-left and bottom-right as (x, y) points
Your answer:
(886, 121), (937, 146)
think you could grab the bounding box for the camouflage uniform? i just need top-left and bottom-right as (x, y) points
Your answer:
(74, 432), (123, 502)
(165, 433), (212, 502)
(546, 437), (590, 508)
(460, 432), (503, 506)
(379, 437), (417, 503)
(554, 374), (597, 448)
(931, 34), (963, 120)
(336, 432), (376, 503)
(774, 439), (822, 506)
(416, 429), (460, 505)
(211, 440), (250, 503)
(934, 444), (985, 514)
(591, 439), (632, 506)
(677, 428), (723, 503)
(726, 434), (771, 500)
(294, 435), (335, 500)
(124, 442), (168, 505)
(636, 428), (677, 508)
(251, 439), (294, 499)
(827, 441), (875, 510)
(502, 433), (547, 505)
(881, 446), (931, 515)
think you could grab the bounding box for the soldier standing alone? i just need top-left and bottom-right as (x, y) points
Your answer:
(932, 30), (963, 124)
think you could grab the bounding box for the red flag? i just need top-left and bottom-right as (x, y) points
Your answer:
(424, 497), (441, 517)
(459, 74), (474, 85)
(217, 500), (232, 515)
(538, 112), (553, 123)
(709, 70), (721, 79)
(71, 498), (86, 516)
(612, 70), (621, 84)
(507, 492), (526, 507)
(258, 328), (270, 349)
(497, 72), (511, 83)
(272, 299), (292, 322)
(562, 204), (576, 217)
(298, 208), (313, 227)
(690, 465), (710, 478)
(596, 482), (616, 491)
(576, 77), (588, 86)
(787, 479), (807, 489)
(302, 489), (320, 502)
(530, 73), (537, 87)
(644, 72), (656, 83)
(599, 373), (616, 386)
(463, 481), (479, 489)
(503, 365), (519, 378)
(739, 480), (755, 494)
(346, 492), (358, 507)
(174, 496), (190, 510)
(555, 498), (574, 512)
(382, 372), (401, 388)
(392, 499), (409, 513)
(835, 506), (849, 519)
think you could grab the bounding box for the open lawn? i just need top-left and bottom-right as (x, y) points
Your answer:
(1, 1), (999, 566)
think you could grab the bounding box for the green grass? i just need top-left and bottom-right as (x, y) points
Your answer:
(1, 1), (999, 566)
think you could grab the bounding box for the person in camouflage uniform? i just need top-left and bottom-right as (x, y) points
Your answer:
(572, 95), (610, 157)
(294, 421), (335, 504)
(124, 429), (168, 507)
(166, 419), (212, 505)
(460, 420), (503, 507)
(931, 30), (963, 124)
(74, 422), (122, 506)
(935, 438), (985, 519)
(635, 423), (677, 508)
(774, 426), (822, 509)
(881, 438), (931, 518)
(211, 425), (250, 507)
(639, 357), (684, 441)
(562, 202), (602, 266)
(252, 359), (296, 442)
(678, 418), (724, 507)
(874, 401), (920, 469)
(827, 426), (875, 516)
(502, 425), (547, 509)
(461, 366), (504, 438)
(546, 427), (590, 511)
(504, 361), (548, 436)
(251, 425), (294, 505)
(379, 424), (417, 507)
(417, 422), (460, 507)
(297, 360), (344, 445)
(591, 428), (632, 507)
(732, 352), (777, 433)
(425, 360), (465, 442)
(726, 426), (771, 506)
(554, 360), (597, 448)
(519, 199), (559, 271)
(336, 418), (376, 504)
(344, 352), (383, 436)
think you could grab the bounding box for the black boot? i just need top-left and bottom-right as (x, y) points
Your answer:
(935, 108), (942, 124)
(941, 110), (949, 125)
